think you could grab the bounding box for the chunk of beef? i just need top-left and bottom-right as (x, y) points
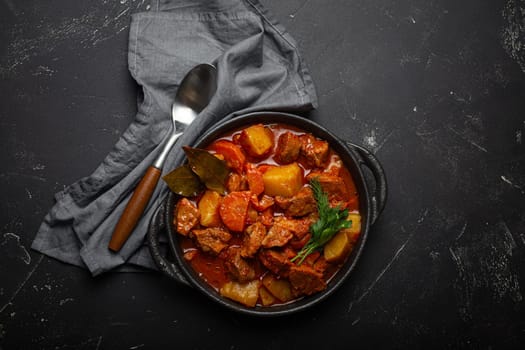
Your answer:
(258, 249), (292, 277)
(258, 207), (274, 226)
(262, 223), (293, 248)
(224, 247), (256, 283)
(241, 222), (266, 258)
(174, 198), (199, 236)
(288, 264), (326, 296)
(274, 132), (302, 164)
(191, 227), (231, 255)
(302, 250), (321, 266)
(300, 251), (330, 279)
(226, 172), (247, 192)
(289, 232), (311, 250)
(313, 255), (330, 279)
(246, 206), (258, 225)
(275, 186), (317, 217)
(250, 194), (274, 211)
(300, 134), (330, 168)
(307, 172), (349, 206)
(272, 216), (312, 239)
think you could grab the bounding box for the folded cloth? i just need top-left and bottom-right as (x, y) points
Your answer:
(31, 0), (317, 276)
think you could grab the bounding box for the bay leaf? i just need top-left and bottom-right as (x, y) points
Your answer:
(162, 164), (204, 197)
(183, 146), (228, 194)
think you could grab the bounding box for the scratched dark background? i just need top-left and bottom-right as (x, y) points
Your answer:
(1, 0), (525, 349)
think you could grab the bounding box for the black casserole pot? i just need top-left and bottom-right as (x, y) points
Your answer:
(148, 111), (387, 316)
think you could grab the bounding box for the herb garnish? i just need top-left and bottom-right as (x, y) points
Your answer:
(291, 177), (351, 265)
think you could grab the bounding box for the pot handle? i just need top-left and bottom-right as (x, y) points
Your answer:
(147, 200), (190, 286)
(345, 142), (387, 225)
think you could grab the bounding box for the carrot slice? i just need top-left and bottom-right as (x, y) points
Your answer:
(210, 140), (246, 173)
(245, 163), (264, 195)
(219, 191), (251, 232)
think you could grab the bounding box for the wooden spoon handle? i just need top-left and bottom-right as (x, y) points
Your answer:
(108, 166), (161, 252)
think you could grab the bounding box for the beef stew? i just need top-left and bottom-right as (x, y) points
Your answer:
(171, 123), (361, 307)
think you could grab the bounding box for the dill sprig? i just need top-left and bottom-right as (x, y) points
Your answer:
(291, 177), (350, 265)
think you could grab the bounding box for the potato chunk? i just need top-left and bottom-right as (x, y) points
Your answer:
(262, 163), (303, 197)
(340, 214), (361, 244)
(259, 286), (277, 306)
(219, 280), (260, 307)
(323, 230), (351, 263)
(262, 274), (293, 302)
(198, 190), (222, 227)
(346, 213), (361, 234)
(239, 124), (274, 158)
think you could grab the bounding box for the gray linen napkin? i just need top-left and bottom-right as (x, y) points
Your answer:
(31, 0), (317, 276)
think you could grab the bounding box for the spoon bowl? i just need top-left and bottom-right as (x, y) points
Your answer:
(154, 64), (217, 169)
(174, 63), (217, 119)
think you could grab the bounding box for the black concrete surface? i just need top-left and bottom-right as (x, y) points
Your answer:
(1, 0), (525, 348)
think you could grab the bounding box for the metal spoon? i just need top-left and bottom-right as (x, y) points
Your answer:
(109, 63), (217, 252)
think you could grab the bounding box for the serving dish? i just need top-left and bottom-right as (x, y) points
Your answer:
(148, 111), (387, 316)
